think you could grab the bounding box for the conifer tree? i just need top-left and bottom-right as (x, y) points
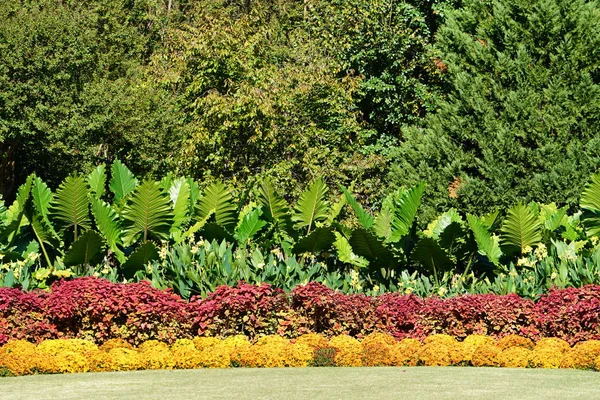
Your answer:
(391, 0), (600, 220)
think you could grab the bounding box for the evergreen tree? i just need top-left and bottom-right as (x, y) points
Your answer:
(390, 0), (600, 220)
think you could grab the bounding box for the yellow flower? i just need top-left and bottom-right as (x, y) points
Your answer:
(159, 247), (169, 260)
(53, 270), (74, 278)
(437, 287), (447, 297)
(517, 258), (528, 267)
(32, 268), (51, 281)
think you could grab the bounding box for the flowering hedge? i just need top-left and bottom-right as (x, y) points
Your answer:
(2, 278), (600, 346)
(3, 334), (600, 376)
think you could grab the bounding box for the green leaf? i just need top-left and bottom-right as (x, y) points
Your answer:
(31, 177), (58, 241)
(122, 180), (173, 245)
(169, 178), (191, 230)
(292, 178), (329, 234)
(339, 185), (373, 229)
(411, 237), (454, 275)
(333, 232), (369, 267)
(348, 228), (394, 264)
(467, 214), (503, 266)
(500, 203), (542, 254)
(109, 159), (138, 203)
(481, 210), (501, 230)
(185, 210), (213, 239)
(51, 175), (91, 240)
(390, 182), (425, 241)
(292, 227), (335, 254)
(31, 177), (53, 220)
(326, 194), (346, 225)
(87, 164), (107, 199)
(541, 204), (568, 232)
(581, 173), (600, 211)
(121, 242), (159, 279)
(0, 175), (34, 246)
(0, 196), (6, 227)
(257, 178), (291, 229)
(234, 207), (267, 244)
(200, 222), (234, 243)
(27, 203), (59, 267)
(90, 197), (124, 262)
(373, 198), (394, 240)
(424, 209), (462, 239)
(196, 181), (237, 231)
(581, 174), (600, 237)
(63, 230), (104, 267)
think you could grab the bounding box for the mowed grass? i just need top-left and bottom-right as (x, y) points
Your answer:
(1, 367), (598, 400)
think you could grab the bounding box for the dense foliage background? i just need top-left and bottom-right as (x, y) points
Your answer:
(1, 0), (599, 299)
(2, 0), (598, 214)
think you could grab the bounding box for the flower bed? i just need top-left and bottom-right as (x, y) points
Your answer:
(2, 278), (600, 346)
(2, 334), (600, 376)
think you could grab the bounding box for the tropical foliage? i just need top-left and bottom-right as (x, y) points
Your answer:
(2, 162), (600, 298)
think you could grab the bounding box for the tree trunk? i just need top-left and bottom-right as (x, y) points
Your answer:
(0, 140), (17, 202)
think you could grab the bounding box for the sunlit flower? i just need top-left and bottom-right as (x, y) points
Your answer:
(159, 247), (169, 260)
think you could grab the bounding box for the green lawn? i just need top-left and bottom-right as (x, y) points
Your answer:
(1, 367), (598, 400)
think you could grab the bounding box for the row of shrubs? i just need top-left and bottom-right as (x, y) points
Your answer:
(2, 277), (600, 346)
(3, 333), (600, 376)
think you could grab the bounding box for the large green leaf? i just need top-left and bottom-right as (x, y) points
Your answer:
(540, 204), (568, 232)
(340, 185), (373, 229)
(0, 175), (34, 245)
(63, 230), (104, 267)
(121, 242), (159, 279)
(349, 228), (394, 265)
(0, 196), (6, 227)
(411, 237), (453, 278)
(424, 209), (462, 239)
(200, 222), (235, 243)
(31, 177), (53, 220)
(500, 203), (542, 254)
(390, 182), (425, 242)
(333, 232), (369, 267)
(467, 214), (503, 266)
(26, 201), (59, 267)
(51, 175), (91, 240)
(31, 177), (58, 240)
(196, 181), (237, 231)
(185, 210), (213, 239)
(109, 159), (138, 203)
(581, 173), (600, 237)
(581, 173), (600, 211)
(122, 180), (173, 245)
(169, 178), (191, 230)
(90, 197), (124, 262)
(257, 179), (291, 229)
(87, 164), (107, 199)
(292, 178), (329, 234)
(326, 194), (346, 225)
(292, 227), (335, 254)
(373, 199), (394, 240)
(234, 207), (267, 244)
